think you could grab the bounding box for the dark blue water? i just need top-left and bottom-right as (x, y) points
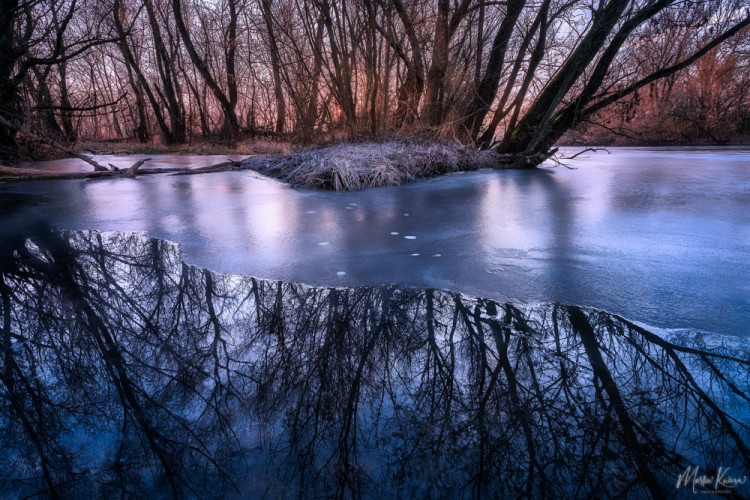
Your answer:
(2, 147), (748, 336)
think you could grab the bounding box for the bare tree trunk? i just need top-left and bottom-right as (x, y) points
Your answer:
(226, 0), (239, 117)
(29, 66), (64, 138)
(420, 0), (471, 129)
(480, 0), (549, 147)
(464, 0), (526, 138)
(298, 16), (325, 139)
(103, 69), (124, 138)
(114, 0), (175, 143)
(421, 0), (449, 127)
(315, 0), (357, 130)
(57, 61), (76, 142)
(0, 0), (22, 156)
(498, 0), (631, 154)
(260, 0), (285, 135)
(143, 0), (186, 143)
(51, 7), (76, 142)
(89, 66), (100, 139)
(388, 0), (424, 128)
(173, 0), (240, 142)
(363, 0), (379, 134)
(380, 8), (392, 126)
(184, 65), (210, 138)
(123, 60), (150, 142)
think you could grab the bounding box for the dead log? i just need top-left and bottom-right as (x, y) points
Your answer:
(0, 164), (181, 182)
(0, 157), (251, 182)
(70, 150), (110, 172)
(173, 157), (253, 176)
(126, 158), (151, 177)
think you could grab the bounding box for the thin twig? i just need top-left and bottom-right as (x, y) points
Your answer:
(548, 146), (610, 168)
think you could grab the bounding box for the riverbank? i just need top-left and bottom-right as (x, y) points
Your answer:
(180, 139), (555, 191)
(2, 139), (548, 190)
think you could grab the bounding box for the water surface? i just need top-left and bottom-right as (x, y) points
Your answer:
(2, 147), (748, 336)
(1, 230), (746, 497)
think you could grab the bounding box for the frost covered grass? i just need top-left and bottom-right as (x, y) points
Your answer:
(245, 140), (505, 190)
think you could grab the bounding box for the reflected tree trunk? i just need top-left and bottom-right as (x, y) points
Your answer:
(0, 229), (747, 497)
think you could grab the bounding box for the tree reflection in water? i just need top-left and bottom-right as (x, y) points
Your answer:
(0, 230), (747, 498)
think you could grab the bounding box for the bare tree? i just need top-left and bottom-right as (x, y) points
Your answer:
(172, 0), (241, 141)
(260, 0), (286, 134)
(0, 0), (115, 157)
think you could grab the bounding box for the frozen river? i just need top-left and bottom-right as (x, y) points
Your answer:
(1, 147), (748, 337)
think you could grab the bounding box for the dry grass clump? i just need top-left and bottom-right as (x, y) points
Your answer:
(247, 140), (504, 191)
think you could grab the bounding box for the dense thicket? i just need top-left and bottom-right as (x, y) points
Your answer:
(567, 26), (750, 144)
(0, 0), (748, 162)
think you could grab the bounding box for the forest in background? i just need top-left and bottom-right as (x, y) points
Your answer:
(568, 33), (750, 145)
(1, 0), (749, 163)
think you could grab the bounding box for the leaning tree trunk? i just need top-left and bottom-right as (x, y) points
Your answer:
(29, 67), (65, 138)
(497, 0), (631, 156)
(57, 61), (77, 142)
(114, 0), (175, 144)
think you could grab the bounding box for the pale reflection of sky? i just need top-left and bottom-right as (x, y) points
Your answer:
(480, 175), (532, 248)
(2, 147), (749, 337)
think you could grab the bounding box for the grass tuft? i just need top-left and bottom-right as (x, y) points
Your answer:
(247, 140), (506, 191)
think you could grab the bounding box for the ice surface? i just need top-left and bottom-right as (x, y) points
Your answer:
(2, 147), (749, 336)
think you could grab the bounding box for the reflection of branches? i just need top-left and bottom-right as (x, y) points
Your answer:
(0, 274), (65, 498)
(0, 230), (748, 497)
